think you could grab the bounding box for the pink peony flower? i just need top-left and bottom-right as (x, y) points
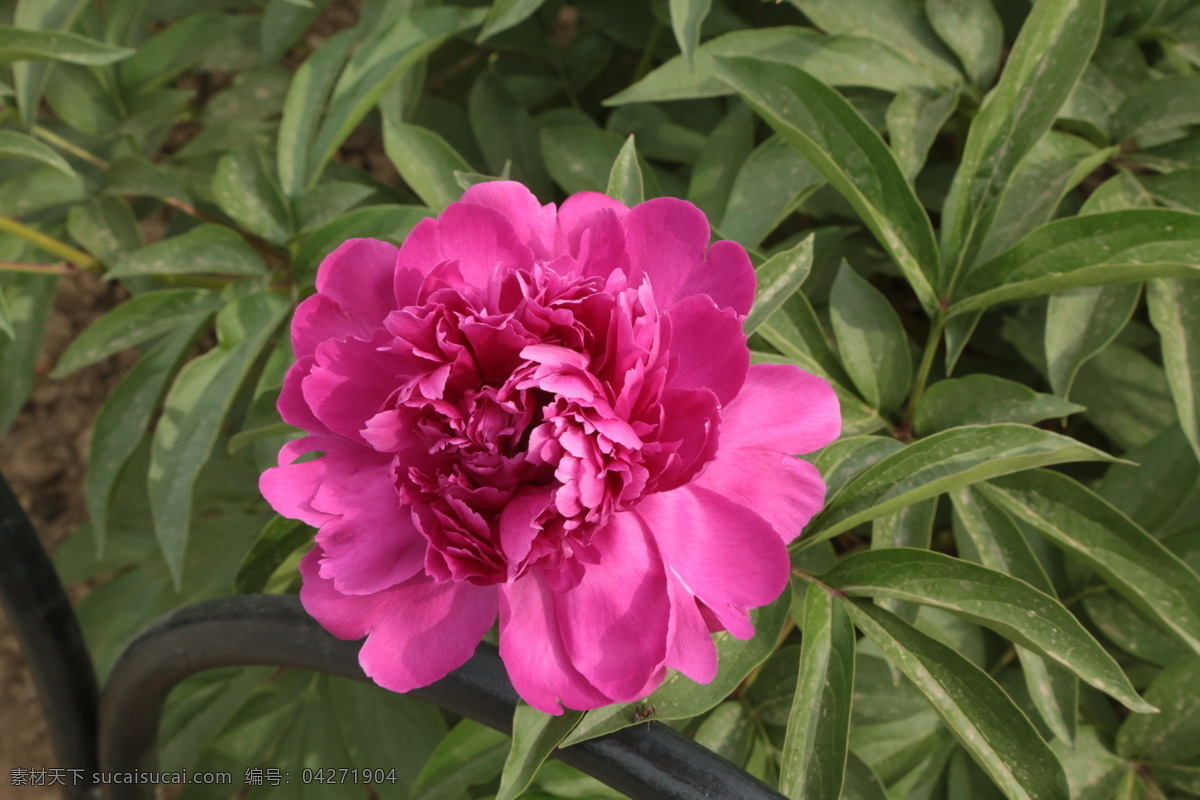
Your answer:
(260, 182), (840, 714)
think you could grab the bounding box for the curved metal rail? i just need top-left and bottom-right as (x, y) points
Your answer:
(99, 594), (786, 800)
(0, 472), (99, 800)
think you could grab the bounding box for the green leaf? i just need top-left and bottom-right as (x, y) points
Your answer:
(779, 583), (855, 800)
(843, 600), (1069, 800)
(212, 149), (293, 246)
(950, 487), (1078, 743)
(886, 87), (960, 181)
(1112, 75), (1200, 143)
(66, 197), (143, 266)
(109, 226), (268, 281)
(383, 120), (473, 211)
(830, 262), (913, 415)
(979, 470), (1200, 657)
(913, 375), (1084, 438)
(1117, 656), (1200, 764)
(804, 424), (1114, 545)
(1096, 425), (1200, 535)
(234, 516), (312, 594)
(276, 29), (356, 199)
(149, 291), (289, 586)
(714, 56), (941, 313)
(822, 548), (1151, 712)
(1070, 344), (1177, 452)
(1052, 726), (1129, 800)
(694, 702), (756, 767)
(842, 753), (891, 800)
(478, 0), (548, 41)
(813, 435), (906, 501)
(540, 125), (630, 197)
(496, 704), (583, 800)
(1083, 592), (1190, 667)
(1046, 284), (1141, 400)
(102, 156), (192, 205)
(605, 135), (644, 207)
(293, 205), (433, 280)
(1149, 763), (1200, 796)
(939, 0), (1102, 294)
(0, 284), (12, 340)
(11, 0), (92, 128)
(310, 7), (486, 184)
(119, 14), (251, 94)
(411, 719), (509, 800)
(468, 70), (553, 199)
(0, 25), (133, 65)
(0, 130), (75, 177)
(0, 273), (57, 434)
(871, 498), (937, 623)
(686, 103), (754, 222)
(952, 210), (1200, 315)
(86, 321), (210, 554)
(669, 0), (711, 67)
(926, 0), (1003, 88)
(744, 235), (813, 336)
(717, 134), (823, 249)
(53, 290), (219, 378)
(561, 592), (789, 746)
(1148, 278), (1200, 464)
(610, 27), (950, 107)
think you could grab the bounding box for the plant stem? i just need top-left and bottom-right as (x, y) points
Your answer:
(0, 216), (99, 271)
(33, 126), (110, 170)
(901, 311), (947, 431)
(790, 567), (844, 597)
(0, 260), (73, 275)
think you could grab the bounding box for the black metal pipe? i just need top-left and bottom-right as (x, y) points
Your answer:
(99, 593), (785, 800)
(0, 472), (100, 799)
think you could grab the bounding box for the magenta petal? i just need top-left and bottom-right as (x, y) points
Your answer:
(556, 191), (630, 259)
(315, 476), (425, 595)
(292, 294), (367, 360)
(430, 203), (535, 289)
(315, 239), (400, 328)
(665, 571), (718, 684)
(721, 364), (841, 454)
(394, 218), (444, 307)
(461, 181), (557, 260)
(623, 198), (754, 315)
(303, 330), (409, 444)
(694, 449), (826, 544)
(637, 485), (788, 640)
(554, 512), (670, 701)
(500, 575), (613, 714)
(359, 577), (498, 693)
(299, 546), (383, 639)
(664, 295), (749, 405)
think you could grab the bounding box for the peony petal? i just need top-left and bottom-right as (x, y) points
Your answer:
(499, 575), (613, 714)
(299, 546), (384, 639)
(292, 293), (373, 360)
(303, 330), (409, 444)
(394, 217), (444, 307)
(461, 181), (557, 260)
(278, 356), (331, 437)
(553, 511), (670, 701)
(720, 364), (841, 454)
(665, 571), (718, 684)
(428, 202), (535, 290)
(359, 577), (498, 693)
(664, 295), (749, 405)
(315, 238), (401, 329)
(694, 449), (826, 544)
(259, 435), (339, 527)
(636, 485), (789, 640)
(315, 473), (425, 595)
(555, 191), (630, 261)
(623, 198), (754, 314)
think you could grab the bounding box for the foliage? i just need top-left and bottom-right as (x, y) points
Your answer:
(2, 0), (1200, 798)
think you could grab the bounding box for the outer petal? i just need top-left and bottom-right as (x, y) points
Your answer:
(694, 450), (826, 545)
(553, 511), (670, 701)
(622, 198), (754, 315)
(665, 571), (718, 684)
(461, 181), (557, 260)
(299, 546), (384, 639)
(720, 364), (841, 454)
(259, 435), (340, 527)
(499, 574), (613, 714)
(302, 329), (409, 444)
(359, 576), (498, 694)
(314, 238), (401, 329)
(420, 203), (536, 290)
(637, 485), (789, 639)
(664, 295), (749, 405)
(291, 293), (375, 361)
(315, 471), (425, 595)
(555, 191), (630, 260)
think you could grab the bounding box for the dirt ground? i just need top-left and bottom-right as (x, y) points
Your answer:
(0, 271), (131, 800)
